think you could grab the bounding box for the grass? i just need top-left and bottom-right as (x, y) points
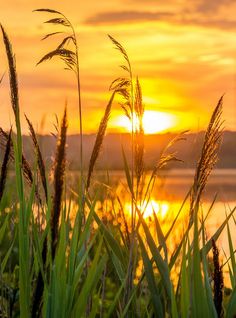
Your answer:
(0, 9), (236, 317)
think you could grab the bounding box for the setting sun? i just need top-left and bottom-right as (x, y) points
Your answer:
(124, 200), (169, 219)
(115, 110), (176, 134)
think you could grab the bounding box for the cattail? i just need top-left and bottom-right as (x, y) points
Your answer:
(25, 115), (48, 201)
(212, 239), (224, 317)
(51, 107), (67, 259)
(0, 129), (12, 202)
(86, 91), (116, 190)
(189, 96), (223, 225)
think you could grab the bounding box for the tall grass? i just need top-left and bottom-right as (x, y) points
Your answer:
(0, 11), (235, 318)
(34, 8), (84, 205)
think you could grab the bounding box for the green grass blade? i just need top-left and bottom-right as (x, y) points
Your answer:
(0, 214), (10, 244)
(138, 233), (164, 318)
(137, 208), (172, 301)
(1, 237), (15, 273)
(71, 237), (107, 316)
(121, 146), (133, 195)
(94, 212), (127, 268)
(226, 213), (236, 288)
(202, 206), (236, 256)
(180, 237), (190, 318)
(104, 278), (126, 318)
(153, 212), (167, 261)
(226, 286), (236, 318)
(201, 219), (218, 318)
(191, 210), (210, 318)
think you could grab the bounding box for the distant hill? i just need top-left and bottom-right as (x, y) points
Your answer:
(18, 131), (236, 170)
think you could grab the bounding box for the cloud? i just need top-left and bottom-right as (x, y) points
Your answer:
(85, 10), (173, 25)
(125, 0), (232, 13)
(184, 18), (236, 30)
(105, 0), (236, 30)
(195, 0), (232, 13)
(85, 9), (236, 31)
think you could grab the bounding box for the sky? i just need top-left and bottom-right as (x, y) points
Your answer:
(0, 0), (236, 134)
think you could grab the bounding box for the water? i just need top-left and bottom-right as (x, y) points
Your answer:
(92, 168), (236, 257)
(162, 168), (236, 201)
(64, 168), (236, 286)
(96, 168), (236, 201)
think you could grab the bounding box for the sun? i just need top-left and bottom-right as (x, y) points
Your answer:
(115, 110), (176, 134)
(124, 199), (169, 219)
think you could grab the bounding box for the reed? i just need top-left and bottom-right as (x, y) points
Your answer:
(1, 24), (30, 318)
(86, 91), (116, 190)
(0, 127), (36, 193)
(25, 115), (48, 201)
(190, 96), (223, 226)
(35, 9), (84, 204)
(134, 78), (144, 193)
(0, 129), (11, 202)
(31, 108), (67, 317)
(0, 12), (236, 318)
(109, 34), (138, 311)
(212, 239), (224, 318)
(51, 107), (67, 259)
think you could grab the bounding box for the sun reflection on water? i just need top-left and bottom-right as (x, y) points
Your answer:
(124, 199), (170, 219)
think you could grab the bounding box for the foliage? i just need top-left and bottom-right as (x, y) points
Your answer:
(0, 11), (235, 318)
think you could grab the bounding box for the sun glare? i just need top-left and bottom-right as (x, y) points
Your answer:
(124, 200), (170, 219)
(115, 110), (175, 134)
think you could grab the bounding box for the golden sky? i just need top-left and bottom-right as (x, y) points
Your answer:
(0, 0), (236, 134)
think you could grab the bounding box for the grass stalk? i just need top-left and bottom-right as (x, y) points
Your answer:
(1, 24), (30, 318)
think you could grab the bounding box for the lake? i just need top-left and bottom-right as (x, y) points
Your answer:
(89, 169), (236, 264)
(93, 168), (235, 286)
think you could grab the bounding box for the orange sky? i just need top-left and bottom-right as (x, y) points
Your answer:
(0, 0), (236, 134)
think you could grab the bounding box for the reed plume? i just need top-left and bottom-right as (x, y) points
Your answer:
(31, 107), (67, 317)
(0, 25), (19, 118)
(142, 131), (185, 206)
(0, 128), (23, 170)
(25, 115), (48, 201)
(86, 91), (116, 190)
(0, 72), (5, 84)
(134, 78), (144, 189)
(108, 35), (132, 120)
(189, 96), (223, 225)
(0, 129), (12, 202)
(156, 131), (187, 170)
(212, 239), (224, 317)
(51, 106), (67, 259)
(108, 34), (136, 309)
(35, 9), (78, 76)
(36, 9), (84, 202)
(0, 128), (42, 202)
